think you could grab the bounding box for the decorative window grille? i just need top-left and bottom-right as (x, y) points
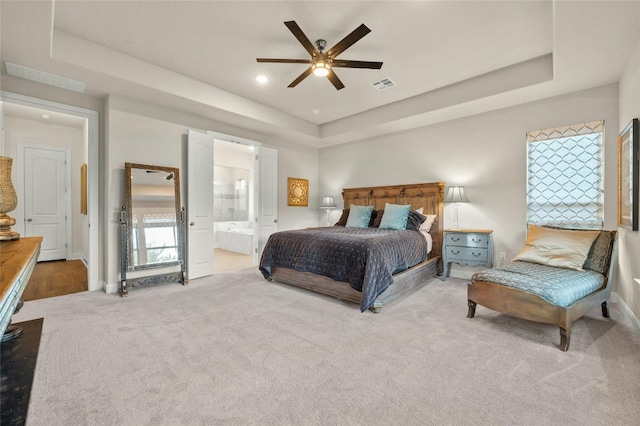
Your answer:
(526, 120), (604, 229)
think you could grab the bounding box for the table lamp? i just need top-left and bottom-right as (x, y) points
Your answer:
(320, 196), (337, 226)
(444, 186), (470, 229)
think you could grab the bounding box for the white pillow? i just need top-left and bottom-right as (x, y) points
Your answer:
(413, 208), (436, 232)
(513, 225), (600, 271)
(421, 215), (437, 232)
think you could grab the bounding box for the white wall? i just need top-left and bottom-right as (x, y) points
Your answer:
(617, 35), (640, 324)
(320, 84), (619, 279)
(3, 115), (88, 261)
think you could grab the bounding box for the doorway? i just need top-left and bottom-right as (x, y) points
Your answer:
(213, 140), (255, 273)
(0, 92), (99, 292)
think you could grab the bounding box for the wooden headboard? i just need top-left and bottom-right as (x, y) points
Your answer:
(341, 182), (445, 260)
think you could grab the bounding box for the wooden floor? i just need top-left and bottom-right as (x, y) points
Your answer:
(22, 259), (88, 301)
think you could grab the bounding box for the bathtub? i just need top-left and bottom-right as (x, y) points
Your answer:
(216, 228), (253, 255)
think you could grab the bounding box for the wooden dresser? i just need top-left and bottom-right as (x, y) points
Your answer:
(0, 237), (42, 338)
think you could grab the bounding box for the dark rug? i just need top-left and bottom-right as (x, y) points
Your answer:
(1, 318), (44, 426)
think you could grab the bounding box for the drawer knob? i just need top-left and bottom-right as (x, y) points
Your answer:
(451, 237), (460, 241)
(451, 250), (460, 255)
(472, 252), (482, 257)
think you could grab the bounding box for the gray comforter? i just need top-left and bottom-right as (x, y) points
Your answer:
(259, 226), (429, 311)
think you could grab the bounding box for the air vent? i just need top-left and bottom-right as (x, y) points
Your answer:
(372, 78), (396, 91)
(4, 62), (86, 93)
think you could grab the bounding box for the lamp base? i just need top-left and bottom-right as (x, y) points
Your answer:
(325, 210), (332, 226)
(0, 212), (20, 240)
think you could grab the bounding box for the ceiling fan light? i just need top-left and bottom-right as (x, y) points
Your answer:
(312, 62), (330, 77)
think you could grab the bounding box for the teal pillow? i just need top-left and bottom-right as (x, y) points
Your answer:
(345, 205), (374, 228)
(379, 203), (411, 230)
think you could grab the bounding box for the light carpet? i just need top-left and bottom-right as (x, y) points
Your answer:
(13, 269), (640, 425)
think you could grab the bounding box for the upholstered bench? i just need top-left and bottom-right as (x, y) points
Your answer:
(467, 226), (617, 351)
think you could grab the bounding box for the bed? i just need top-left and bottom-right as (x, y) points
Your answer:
(260, 182), (445, 312)
(467, 226), (617, 351)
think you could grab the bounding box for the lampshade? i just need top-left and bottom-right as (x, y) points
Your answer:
(444, 186), (470, 203)
(320, 196), (336, 209)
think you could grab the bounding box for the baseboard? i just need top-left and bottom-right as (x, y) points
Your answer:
(104, 282), (118, 294)
(70, 252), (88, 266)
(612, 292), (640, 335)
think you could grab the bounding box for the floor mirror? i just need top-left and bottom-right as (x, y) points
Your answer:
(120, 162), (185, 296)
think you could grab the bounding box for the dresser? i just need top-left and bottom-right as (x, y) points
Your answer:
(0, 237), (42, 339)
(442, 229), (493, 280)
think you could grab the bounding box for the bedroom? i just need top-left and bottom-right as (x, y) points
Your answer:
(1, 1), (640, 423)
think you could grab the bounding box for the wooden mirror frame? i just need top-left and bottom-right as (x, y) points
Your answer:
(121, 162), (185, 296)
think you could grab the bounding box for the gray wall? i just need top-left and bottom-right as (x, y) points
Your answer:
(618, 34), (640, 326)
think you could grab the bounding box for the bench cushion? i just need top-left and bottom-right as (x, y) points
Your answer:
(471, 261), (605, 308)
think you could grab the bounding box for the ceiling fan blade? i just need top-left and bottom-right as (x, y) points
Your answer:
(257, 58), (312, 64)
(284, 21), (318, 58)
(288, 67), (314, 88)
(326, 69), (345, 90)
(331, 60), (383, 69)
(326, 24), (371, 58)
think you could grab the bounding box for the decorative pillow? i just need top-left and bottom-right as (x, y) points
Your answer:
(513, 224), (600, 271)
(378, 203), (411, 230)
(335, 209), (349, 226)
(345, 205), (374, 228)
(406, 210), (427, 232)
(582, 230), (615, 274)
(421, 215), (437, 232)
(368, 210), (379, 227)
(372, 210), (384, 227)
(542, 226), (616, 274)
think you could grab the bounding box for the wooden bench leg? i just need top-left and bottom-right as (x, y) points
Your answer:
(467, 300), (477, 318)
(601, 301), (610, 318)
(559, 327), (570, 352)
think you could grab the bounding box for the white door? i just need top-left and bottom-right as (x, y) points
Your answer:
(24, 146), (68, 261)
(187, 130), (214, 279)
(256, 146), (278, 262)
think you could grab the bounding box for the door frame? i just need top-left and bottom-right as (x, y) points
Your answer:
(18, 143), (72, 260)
(1, 91), (100, 291)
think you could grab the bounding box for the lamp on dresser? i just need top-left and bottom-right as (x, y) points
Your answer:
(0, 156), (20, 240)
(444, 185), (470, 229)
(320, 196), (337, 226)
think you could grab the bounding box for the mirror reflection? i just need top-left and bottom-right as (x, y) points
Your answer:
(125, 163), (182, 271)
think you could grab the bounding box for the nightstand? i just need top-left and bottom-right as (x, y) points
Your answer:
(442, 229), (493, 280)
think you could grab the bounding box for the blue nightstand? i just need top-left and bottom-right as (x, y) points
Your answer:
(442, 229), (493, 280)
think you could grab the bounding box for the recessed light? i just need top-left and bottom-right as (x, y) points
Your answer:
(312, 109), (320, 115)
(256, 75), (268, 84)
(41, 114), (50, 120)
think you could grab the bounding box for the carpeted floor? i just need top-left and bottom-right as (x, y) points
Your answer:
(12, 269), (640, 425)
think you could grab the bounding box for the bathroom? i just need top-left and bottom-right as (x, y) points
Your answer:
(213, 140), (255, 272)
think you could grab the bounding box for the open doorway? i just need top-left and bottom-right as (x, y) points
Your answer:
(1, 92), (99, 293)
(213, 140), (254, 273)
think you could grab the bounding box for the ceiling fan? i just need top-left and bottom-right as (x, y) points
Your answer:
(256, 21), (383, 90)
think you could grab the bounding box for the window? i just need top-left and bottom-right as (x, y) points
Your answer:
(132, 213), (179, 265)
(526, 121), (604, 229)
